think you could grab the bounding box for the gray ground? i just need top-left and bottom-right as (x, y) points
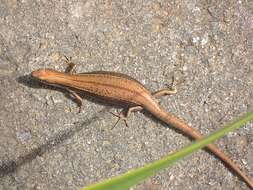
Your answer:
(0, 0), (252, 190)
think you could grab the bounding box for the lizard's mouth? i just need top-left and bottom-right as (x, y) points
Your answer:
(31, 69), (53, 87)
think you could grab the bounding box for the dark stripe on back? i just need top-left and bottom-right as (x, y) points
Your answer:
(78, 71), (146, 87)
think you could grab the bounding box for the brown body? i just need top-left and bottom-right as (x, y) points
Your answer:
(31, 68), (253, 188)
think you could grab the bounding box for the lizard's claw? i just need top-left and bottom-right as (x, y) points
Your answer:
(109, 110), (128, 129)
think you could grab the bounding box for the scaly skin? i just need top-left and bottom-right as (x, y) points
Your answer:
(31, 68), (253, 188)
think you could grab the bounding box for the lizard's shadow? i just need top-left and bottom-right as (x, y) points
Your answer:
(3, 75), (128, 177)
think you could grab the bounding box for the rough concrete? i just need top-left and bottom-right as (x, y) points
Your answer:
(0, 0), (252, 189)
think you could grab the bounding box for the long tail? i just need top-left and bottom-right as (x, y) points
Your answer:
(145, 102), (253, 188)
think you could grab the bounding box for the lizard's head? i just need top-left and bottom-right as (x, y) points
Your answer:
(31, 69), (63, 84)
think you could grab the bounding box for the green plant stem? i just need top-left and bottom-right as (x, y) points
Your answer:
(82, 111), (253, 190)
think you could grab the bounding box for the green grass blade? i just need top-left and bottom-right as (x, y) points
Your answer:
(81, 111), (253, 190)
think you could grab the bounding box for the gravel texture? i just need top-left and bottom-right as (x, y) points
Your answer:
(0, 0), (252, 190)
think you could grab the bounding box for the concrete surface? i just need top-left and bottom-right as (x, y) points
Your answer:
(0, 0), (252, 189)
